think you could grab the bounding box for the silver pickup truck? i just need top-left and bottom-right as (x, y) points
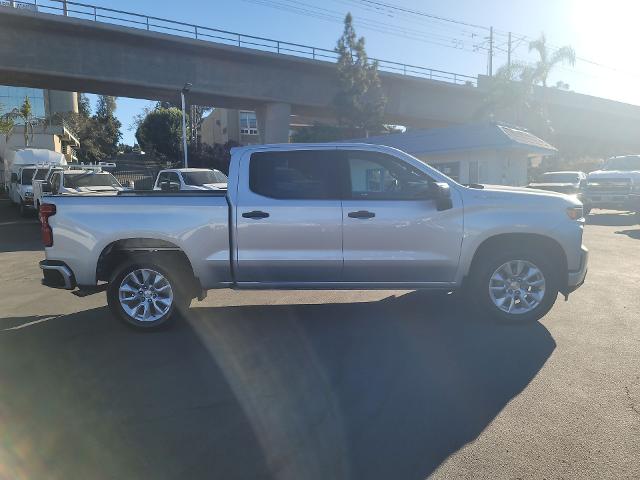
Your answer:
(39, 143), (588, 329)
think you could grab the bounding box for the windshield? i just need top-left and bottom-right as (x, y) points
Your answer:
(539, 172), (580, 183)
(182, 170), (228, 186)
(20, 168), (37, 185)
(603, 156), (640, 171)
(34, 169), (49, 181)
(64, 172), (122, 188)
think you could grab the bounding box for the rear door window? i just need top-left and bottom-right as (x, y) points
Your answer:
(346, 151), (433, 200)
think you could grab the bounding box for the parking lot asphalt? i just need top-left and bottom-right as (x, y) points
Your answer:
(0, 196), (638, 480)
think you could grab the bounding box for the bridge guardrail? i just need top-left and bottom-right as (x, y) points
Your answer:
(10, 0), (477, 87)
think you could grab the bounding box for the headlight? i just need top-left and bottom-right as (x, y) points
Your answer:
(566, 206), (583, 220)
(24, 192), (33, 197)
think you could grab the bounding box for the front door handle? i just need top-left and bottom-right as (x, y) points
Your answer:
(242, 210), (270, 219)
(348, 210), (375, 219)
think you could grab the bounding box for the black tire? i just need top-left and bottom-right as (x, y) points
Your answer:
(107, 259), (191, 330)
(470, 248), (559, 324)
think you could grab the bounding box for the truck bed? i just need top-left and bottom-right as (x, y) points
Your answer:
(43, 193), (232, 287)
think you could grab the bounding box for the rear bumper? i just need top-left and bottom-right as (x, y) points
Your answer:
(39, 260), (76, 290)
(566, 245), (589, 293)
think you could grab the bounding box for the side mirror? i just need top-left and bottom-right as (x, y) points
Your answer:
(170, 181), (181, 192)
(433, 182), (453, 211)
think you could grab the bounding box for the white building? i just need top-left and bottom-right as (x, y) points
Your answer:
(353, 123), (557, 186)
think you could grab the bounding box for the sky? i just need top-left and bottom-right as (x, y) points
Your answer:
(82, 0), (640, 145)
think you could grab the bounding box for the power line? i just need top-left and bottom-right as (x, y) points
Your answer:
(242, 0), (491, 55)
(344, 0), (490, 31)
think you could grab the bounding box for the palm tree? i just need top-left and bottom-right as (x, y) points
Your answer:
(16, 96), (36, 147)
(475, 62), (538, 125)
(528, 34), (576, 88)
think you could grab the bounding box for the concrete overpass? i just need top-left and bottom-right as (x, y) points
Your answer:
(1, 4), (639, 148)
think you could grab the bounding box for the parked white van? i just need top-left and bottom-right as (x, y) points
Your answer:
(4, 148), (67, 215)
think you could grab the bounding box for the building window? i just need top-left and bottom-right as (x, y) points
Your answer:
(0, 86), (46, 122)
(239, 111), (258, 135)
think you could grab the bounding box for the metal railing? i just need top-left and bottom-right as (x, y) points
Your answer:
(6, 0), (477, 87)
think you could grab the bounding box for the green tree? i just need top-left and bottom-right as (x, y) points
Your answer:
(60, 94), (122, 163)
(77, 93), (92, 117)
(334, 13), (386, 137)
(94, 95), (121, 158)
(135, 107), (185, 160)
(291, 122), (352, 143)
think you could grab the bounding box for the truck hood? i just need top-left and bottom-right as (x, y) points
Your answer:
(465, 184), (581, 207)
(69, 186), (122, 193)
(588, 170), (640, 180)
(527, 182), (578, 188)
(184, 183), (227, 190)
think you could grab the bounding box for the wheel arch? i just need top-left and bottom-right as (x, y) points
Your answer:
(465, 233), (568, 292)
(96, 238), (201, 298)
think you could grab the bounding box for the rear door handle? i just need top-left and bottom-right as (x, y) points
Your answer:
(348, 210), (375, 219)
(242, 210), (270, 219)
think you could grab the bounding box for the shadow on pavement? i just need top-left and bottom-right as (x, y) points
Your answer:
(0, 292), (555, 480)
(587, 211), (638, 227)
(0, 201), (42, 252)
(615, 229), (640, 240)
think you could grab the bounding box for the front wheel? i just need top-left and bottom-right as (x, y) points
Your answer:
(107, 261), (190, 330)
(470, 250), (559, 323)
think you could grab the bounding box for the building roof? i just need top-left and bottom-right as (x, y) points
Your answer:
(350, 123), (557, 156)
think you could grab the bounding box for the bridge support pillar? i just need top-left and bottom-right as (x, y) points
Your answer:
(256, 102), (291, 144)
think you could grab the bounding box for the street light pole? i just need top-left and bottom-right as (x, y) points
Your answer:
(180, 83), (192, 168)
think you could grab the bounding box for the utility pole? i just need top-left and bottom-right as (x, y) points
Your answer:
(507, 32), (512, 70)
(180, 83), (192, 168)
(488, 26), (494, 76)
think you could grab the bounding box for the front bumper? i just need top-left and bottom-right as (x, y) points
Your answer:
(39, 260), (76, 290)
(628, 194), (640, 212)
(566, 245), (589, 293)
(583, 194), (635, 210)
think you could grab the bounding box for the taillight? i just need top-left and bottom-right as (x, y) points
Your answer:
(39, 203), (56, 247)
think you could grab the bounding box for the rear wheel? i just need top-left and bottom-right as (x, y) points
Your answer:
(107, 261), (190, 330)
(470, 249), (559, 323)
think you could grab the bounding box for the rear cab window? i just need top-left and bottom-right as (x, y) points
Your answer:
(249, 150), (341, 200)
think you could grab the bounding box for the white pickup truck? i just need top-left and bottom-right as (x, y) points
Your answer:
(38, 143), (588, 330)
(584, 155), (640, 213)
(33, 165), (123, 210)
(153, 168), (228, 191)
